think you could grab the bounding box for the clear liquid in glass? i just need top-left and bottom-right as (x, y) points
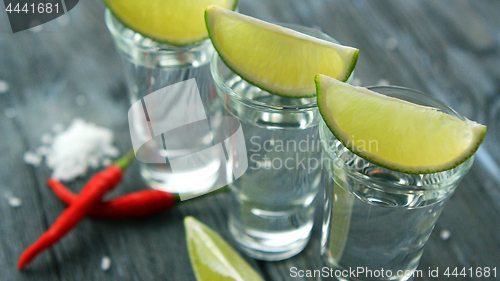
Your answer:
(322, 138), (470, 281)
(106, 9), (226, 195)
(223, 74), (322, 260)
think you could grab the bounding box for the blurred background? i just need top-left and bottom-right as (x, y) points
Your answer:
(0, 0), (499, 280)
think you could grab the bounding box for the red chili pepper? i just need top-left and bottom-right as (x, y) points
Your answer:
(47, 179), (178, 219)
(17, 151), (135, 270)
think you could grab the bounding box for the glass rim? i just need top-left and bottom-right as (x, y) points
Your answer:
(319, 85), (475, 190)
(210, 53), (320, 113)
(368, 85), (465, 120)
(104, 8), (211, 52)
(210, 23), (347, 113)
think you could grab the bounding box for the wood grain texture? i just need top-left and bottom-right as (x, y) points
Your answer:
(0, 0), (499, 280)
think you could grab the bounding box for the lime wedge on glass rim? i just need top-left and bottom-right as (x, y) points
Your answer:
(103, 0), (237, 46)
(184, 216), (264, 281)
(205, 5), (359, 98)
(316, 74), (487, 174)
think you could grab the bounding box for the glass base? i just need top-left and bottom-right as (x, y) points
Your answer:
(228, 214), (313, 261)
(139, 161), (222, 195)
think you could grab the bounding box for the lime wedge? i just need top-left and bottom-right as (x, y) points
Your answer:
(205, 5), (359, 98)
(316, 74), (487, 174)
(103, 0), (237, 46)
(184, 216), (264, 281)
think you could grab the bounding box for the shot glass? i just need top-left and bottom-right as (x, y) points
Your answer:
(211, 24), (352, 260)
(320, 86), (475, 281)
(105, 9), (229, 196)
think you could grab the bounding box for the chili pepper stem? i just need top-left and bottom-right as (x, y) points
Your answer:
(114, 149), (135, 170)
(174, 193), (181, 203)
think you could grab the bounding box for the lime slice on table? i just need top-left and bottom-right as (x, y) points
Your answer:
(184, 216), (264, 281)
(205, 5), (359, 98)
(103, 0), (237, 46)
(316, 74), (487, 174)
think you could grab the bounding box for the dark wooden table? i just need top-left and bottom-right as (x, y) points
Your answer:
(1, 1), (499, 280)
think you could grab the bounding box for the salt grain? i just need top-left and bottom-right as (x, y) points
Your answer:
(23, 151), (42, 166)
(88, 156), (100, 169)
(102, 158), (112, 167)
(8, 197), (22, 208)
(102, 146), (120, 158)
(101, 256), (111, 271)
(0, 80), (9, 93)
(440, 230), (451, 240)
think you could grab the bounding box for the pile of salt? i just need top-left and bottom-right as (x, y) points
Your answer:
(23, 119), (120, 181)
